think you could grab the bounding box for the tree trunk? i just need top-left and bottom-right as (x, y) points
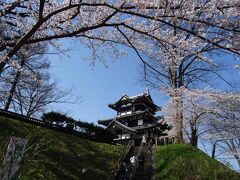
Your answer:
(0, 62), (6, 74)
(4, 59), (24, 111)
(212, 143), (216, 158)
(190, 129), (198, 147)
(4, 71), (21, 111)
(174, 127), (184, 144)
(168, 50), (184, 144)
(173, 93), (184, 144)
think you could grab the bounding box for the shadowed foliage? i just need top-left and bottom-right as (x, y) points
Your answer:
(42, 111), (116, 143)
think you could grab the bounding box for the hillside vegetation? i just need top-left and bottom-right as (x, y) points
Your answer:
(2, 116), (240, 180)
(0, 116), (123, 180)
(154, 144), (240, 180)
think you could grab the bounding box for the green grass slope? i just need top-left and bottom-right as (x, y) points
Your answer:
(154, 144), (240, 180)
(0, 116), (123, 180)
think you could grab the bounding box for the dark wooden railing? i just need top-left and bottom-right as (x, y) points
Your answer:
(129, 136), (146, 180)
(108, 140), (133, 180)
(0, 109), (86, 137)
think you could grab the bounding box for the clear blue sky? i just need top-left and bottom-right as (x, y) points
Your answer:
(47, 39), (168, 123)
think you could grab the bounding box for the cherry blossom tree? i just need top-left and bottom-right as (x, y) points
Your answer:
(127, 1), (240, 143)
(0, 44), (78, 117)
(163, 88), (240, 167)
(162, 88), (240, 145)
(181, 90), (209, 146)
(0, 1), (239, 142)
(162, 88), (209, 144)
(0, 0), (239, 76)
(138, 25), (234, 143)
(204, 91), (240, 167)
(0, 43), (47, 111)
(10, 75), (76, 117)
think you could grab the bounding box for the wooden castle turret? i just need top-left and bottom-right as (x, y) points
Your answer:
(98, 92), (168, 145)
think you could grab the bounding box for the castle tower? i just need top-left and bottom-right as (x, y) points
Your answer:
(98, 92), (168, 146)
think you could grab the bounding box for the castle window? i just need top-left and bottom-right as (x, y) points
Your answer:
(121, 104), (127, 108)
(122, 134), (130, 139)
(120, 112), (126, 116)
(138, 119), (143, 126)
(126, 111), (132, 115)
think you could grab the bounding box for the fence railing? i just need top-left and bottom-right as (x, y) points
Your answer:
(0, 109), (86, 137)
(108, 140), (133, 180)
(129, 138), (145, 180)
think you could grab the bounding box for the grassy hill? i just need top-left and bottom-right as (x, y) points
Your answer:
(0, 116), (123, 180)
(154, 144), (240, 180)
(2, 116), (240, 180)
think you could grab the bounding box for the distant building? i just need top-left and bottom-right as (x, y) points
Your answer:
(98, 91), (169, 146)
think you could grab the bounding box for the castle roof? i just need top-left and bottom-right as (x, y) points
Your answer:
(107, 119), (165, 135)
(107, 119), (137, 134)
(98, 109), (158, 126)
(108, 91), (160, 111)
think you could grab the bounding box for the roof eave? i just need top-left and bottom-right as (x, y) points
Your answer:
(107, 120), (136, 134)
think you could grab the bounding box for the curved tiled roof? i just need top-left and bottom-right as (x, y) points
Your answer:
(107, 119), (137, 134)
(108, 91), (160, 111)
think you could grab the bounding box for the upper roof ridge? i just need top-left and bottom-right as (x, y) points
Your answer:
(128, 91), (149, 99)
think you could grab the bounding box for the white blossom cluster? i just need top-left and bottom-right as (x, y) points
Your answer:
(162, 87), (240, 163)
(0, 0), (239, 72)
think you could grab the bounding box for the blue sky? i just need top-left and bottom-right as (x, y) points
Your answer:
(47, 39), (168, 123)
